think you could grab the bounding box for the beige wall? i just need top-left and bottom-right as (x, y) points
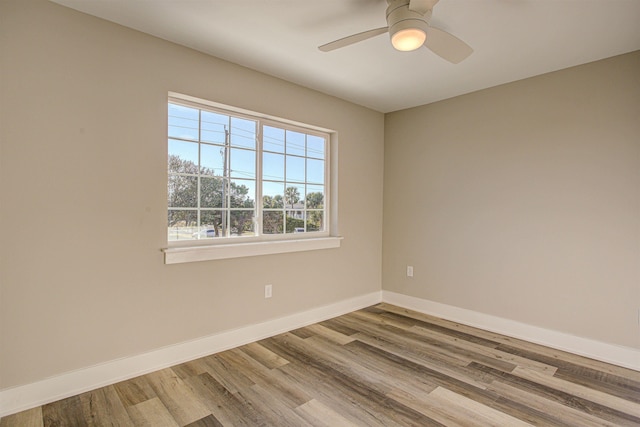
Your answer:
(0, 0), (384, 389)
(383, 51), (640, 349)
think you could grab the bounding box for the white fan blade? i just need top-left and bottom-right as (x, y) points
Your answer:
(409, 0), (439, 15)
(425, 26), (473, 63)
(318, 27), (389, 52)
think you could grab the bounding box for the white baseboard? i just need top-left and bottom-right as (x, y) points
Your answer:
(0, 291), (383, 418)
(3, 290), (638, 418)
(382, 290), (640, 372)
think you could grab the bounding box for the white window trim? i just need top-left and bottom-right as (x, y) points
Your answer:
(163, 92), (341, 264)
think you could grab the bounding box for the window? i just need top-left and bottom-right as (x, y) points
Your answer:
(166, 95), (334, 257)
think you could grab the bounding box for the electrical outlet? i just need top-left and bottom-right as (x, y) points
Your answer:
(265, 284), (273, 299)
(406, 266), (413, 277)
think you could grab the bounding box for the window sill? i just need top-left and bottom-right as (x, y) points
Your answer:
(162, 236), (343, 264)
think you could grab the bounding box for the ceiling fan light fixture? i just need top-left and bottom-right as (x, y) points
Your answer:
(391, 27), (426, 51)
(318, 0), (473, 63)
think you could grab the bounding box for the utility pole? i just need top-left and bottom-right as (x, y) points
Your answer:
(221, 126), (230, 236)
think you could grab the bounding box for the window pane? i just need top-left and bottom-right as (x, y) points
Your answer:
(168, 104), (199, 140)
(230, 210), (255, 236)
(200, 177), (224, 208)
(307, 135), (325, 159)
(230, 179), (255, 209)
(307, 158), (324, 184)
(305, 185), (324, 209)
(168, 139), (198, 173)
(168, 210), (197, 241)
(199, 210), (224, 238)
(286, 130), (305, 156)
(200, 144), (225, 176)
(168, 175), (197, 208)
(307, 211), (324, 232)
(201, 111), (229, 144)
(284, 184), (304, 209)
(263, 181), (284, 208)
(263, 152), (284, 181)
(286, 155), (305, 183)
(264, 126), (284, 153)
(230, 148), (255, 179)
(285, 208), (305, 234)
(230, 117), (256, 149)
(263, 211), (284, 234)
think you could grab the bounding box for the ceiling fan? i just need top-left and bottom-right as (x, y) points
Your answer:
(318, 0), (473, 64)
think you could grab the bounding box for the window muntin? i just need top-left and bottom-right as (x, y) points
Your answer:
(167, 99), (328, 244)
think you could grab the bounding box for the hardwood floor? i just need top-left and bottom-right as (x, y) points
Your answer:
(2, 303), (639, 426)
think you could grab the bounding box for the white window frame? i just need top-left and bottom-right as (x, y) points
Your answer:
(163, 93), (341, 264)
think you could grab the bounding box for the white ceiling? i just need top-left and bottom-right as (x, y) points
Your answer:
(51, 0), (640, 113)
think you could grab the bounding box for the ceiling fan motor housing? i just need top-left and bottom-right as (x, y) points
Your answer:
(386, 0), (431, 50)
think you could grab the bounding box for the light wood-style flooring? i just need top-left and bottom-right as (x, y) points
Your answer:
(2, 303), (640, 426)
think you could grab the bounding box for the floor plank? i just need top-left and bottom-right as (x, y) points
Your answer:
(113, 376), (158, 407)
(294, 399), (361, 427)
(425, 386), (534, 427)
(42, 395), (86, 427)
(0, 406), (44, 427)
(78, 385), (133, 426)
(3, 303), (639, 426)
(183, 372), (262, 427)
(144, 368), (211, 426)
(125, 397), (179, 427)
